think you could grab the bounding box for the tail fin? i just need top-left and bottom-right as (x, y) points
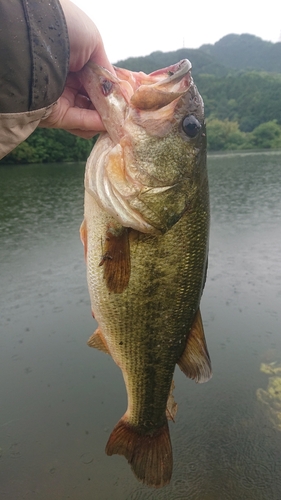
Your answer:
(105, 416), (172, 488)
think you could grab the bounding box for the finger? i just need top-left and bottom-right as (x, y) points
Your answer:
(64, 129), (100, 139)
(74, 93), (91, 109)
(90, 41), (116, 75)
(58, 107), (106, 132)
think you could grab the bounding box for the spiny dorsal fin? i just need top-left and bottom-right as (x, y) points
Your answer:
(87, 327), (110, 354)
(177, 309), (212, 383)
(99, 227), (130, 293)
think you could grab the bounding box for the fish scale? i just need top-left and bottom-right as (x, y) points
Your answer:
(85, 190), (208, 441)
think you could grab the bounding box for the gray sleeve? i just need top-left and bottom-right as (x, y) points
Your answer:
(0, 0), (69, 113)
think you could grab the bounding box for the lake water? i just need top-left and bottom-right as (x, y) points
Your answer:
(0, 151), (281, 499)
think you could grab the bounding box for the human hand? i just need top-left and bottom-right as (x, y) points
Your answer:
(40, 0), (114, 138)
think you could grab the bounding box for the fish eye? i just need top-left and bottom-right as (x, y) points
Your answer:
(182, 115), (201, 138)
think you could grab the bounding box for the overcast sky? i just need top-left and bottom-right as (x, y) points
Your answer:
(72, 0), (281, 64)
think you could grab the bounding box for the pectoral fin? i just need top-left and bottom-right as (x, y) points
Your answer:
(99, 226), (130, 293)
(87, 327), (110, 354)
(177, 309), (212, 383)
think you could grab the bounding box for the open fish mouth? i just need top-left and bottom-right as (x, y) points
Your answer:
(79, 59), (193, 120)
(115, 59), (193, 100)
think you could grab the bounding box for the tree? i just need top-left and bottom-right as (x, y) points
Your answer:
(1, 129), (97, 164)
(207, 119), (246, 150)
(250, 120), (281, 149)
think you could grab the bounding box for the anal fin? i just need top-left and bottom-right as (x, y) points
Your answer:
(87, 326), (110, 354)
(177, 309), (212, 383)
(166, 380), (178, 422)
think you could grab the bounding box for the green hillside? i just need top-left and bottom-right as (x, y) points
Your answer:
(115, 34), (281, 76)
(115, 48), (228, 77)
(200, 34), (281, 73)
(197, 71), (281, 131)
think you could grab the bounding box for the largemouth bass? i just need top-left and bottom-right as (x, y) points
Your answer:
(78, 59), (212, 488)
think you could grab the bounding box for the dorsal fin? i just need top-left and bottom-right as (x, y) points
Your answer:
(177, 309), (212, 383)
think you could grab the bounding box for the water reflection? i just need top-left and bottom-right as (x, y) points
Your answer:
(0, 153), (281, 499)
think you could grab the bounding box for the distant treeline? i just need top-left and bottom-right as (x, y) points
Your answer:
(198, 69), (281, 150)
(2, 34), (281, 163)
(1, 128), (97, 164)
(207, 119), (281, 151)
(4, 117), (280, 164)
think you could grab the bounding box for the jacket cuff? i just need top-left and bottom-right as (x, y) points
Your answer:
(0, 106), (55, 160)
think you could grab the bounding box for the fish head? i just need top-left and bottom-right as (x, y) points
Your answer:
(79, 60), (207, 234)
